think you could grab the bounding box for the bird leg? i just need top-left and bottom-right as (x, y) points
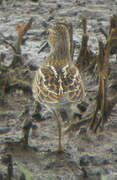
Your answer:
(57, 120), (62, 152)
(52, 109), (62, 152)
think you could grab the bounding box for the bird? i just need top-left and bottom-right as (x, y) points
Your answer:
(32, 21), (85, 152)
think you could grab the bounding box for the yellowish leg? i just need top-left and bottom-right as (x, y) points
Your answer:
(57, 120), (62, 152)
(52, 109), (63, 152)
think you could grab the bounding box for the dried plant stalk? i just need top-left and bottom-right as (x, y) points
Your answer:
(90, 30), (112, 132)
(76, 17), (96, 71)
(12, 17), (33, 68)
(101, 14), (117, 55)
(0, 18), (33, 101)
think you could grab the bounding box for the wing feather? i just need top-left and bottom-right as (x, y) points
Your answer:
(32, 64), (85, 105)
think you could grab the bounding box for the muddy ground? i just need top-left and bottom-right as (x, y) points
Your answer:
(0, 0), (117, 179)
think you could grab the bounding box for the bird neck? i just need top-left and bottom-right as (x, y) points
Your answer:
(49, 42), (71, 62)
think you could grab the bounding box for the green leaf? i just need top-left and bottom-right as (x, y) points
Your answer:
(17, 162), (32, 180)
(101, 174), (107, 180)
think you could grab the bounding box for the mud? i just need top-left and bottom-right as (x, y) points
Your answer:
(0, 0), (117, 179)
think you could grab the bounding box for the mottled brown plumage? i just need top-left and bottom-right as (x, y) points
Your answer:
(33, 63), (84, 105)
(32, 21), (85, 152)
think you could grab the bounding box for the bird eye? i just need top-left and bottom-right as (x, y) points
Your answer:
(47, 28), (56, 36)
(47, 30), (50, 36)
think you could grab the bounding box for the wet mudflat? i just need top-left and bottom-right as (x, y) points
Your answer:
(0, 0), (117, 179)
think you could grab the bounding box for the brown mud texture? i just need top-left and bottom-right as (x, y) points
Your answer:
(0, 0), (117, 180)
